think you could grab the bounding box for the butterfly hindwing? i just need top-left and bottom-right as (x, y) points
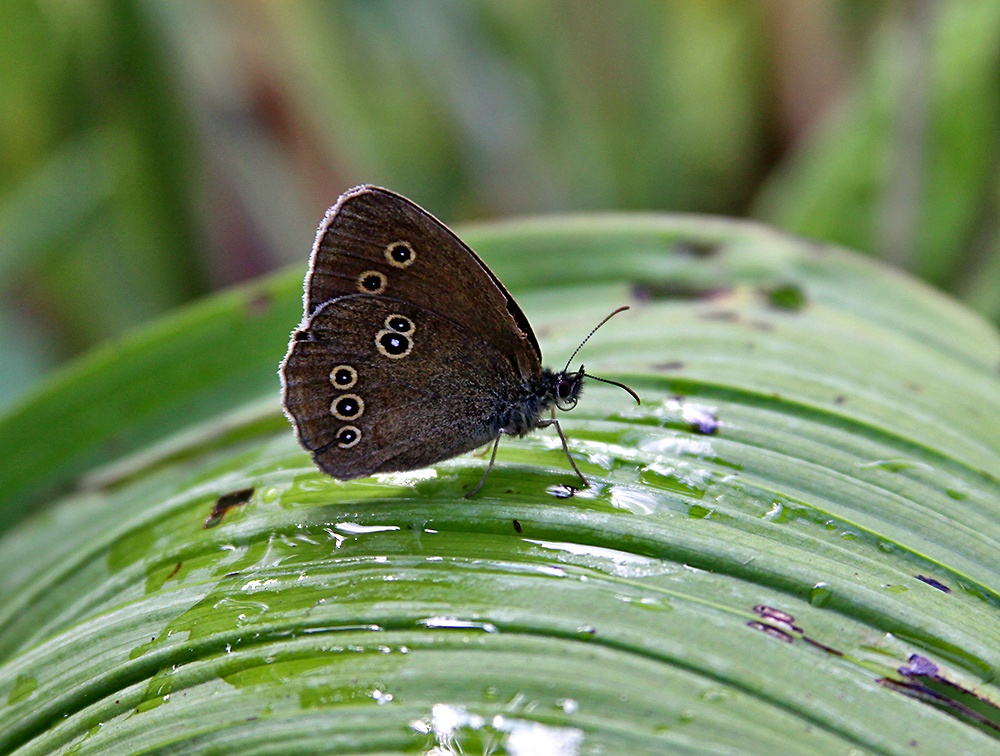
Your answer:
(281, 294), (524, 479)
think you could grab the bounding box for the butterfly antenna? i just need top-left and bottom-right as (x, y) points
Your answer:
(562, 306), (631, 373)
(561, 306), (640, 405)
(582, 371), (641, 405)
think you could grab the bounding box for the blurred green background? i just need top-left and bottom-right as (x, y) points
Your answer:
(1, 0), (998, 411)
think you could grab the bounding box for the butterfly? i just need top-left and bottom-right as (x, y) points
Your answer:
(280, 185), (638, 495)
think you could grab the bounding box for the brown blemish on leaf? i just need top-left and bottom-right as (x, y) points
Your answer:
(700, 310), (741, 322)
(204, 487), (255, 528)
(246, 291), (273, 316)
(880, 655), (1000, 735)
(749, 605), (843, 655)
(632, 282), (732, 302)
(753, 605), (796, 626)
(747, 621), (794, 643)
(675, 240), (722, 258)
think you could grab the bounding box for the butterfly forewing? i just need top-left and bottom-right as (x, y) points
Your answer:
(282, 294), (524, 479)
(304, 186), (541, 378)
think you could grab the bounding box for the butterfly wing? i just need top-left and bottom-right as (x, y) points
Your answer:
(302, 185), (541, 379)
(281, 294), (526, 479)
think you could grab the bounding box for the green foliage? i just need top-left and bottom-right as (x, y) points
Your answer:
(1, 4), (999, 748)
(755, 0), (1000, 317)
(2, 1), (999, 413)
(1, 217), (999, 753)
(0, 0), (208, 406)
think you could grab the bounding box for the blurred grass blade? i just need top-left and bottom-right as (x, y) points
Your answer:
(0, 130), (111, 282)
(754, 0), (1000, 303)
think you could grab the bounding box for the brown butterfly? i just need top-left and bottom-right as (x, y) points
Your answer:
(280, 186), (637, 495)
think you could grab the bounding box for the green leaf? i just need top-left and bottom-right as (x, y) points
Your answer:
(1, 215), (1000, 754)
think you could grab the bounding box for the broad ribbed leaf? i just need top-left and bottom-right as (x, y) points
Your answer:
(1, 216), (999, 755)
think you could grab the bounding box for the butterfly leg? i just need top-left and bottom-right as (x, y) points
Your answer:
(466, 434), (503, 497)
(544, 408), (588, 488)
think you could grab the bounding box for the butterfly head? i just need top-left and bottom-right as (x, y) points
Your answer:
(554, 368), (585, 411)
(550, 306), (641, 414)
(550, 364), (640, 413)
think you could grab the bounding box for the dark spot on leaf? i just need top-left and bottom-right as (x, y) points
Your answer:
(512, 519), (522, 533)
(700, 310), (740, 322)
(204, 488), (255, 528)
(800, 635), (844, 655)
(246, 290), (273, 316)
(834, 395), (846, 404)
(632, 282), (732, 301)
(166, 562), (182, 580)
(880, 654), (1000, 735)
(753, 605), (795, 625)
(916, 575), (951, 593)
(675, 239), (721, 258)
(750, 605), (843, 654)
(747, 621), (793, 643)
(653, 361), (685, 371)
(763, 283), (807, 311)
